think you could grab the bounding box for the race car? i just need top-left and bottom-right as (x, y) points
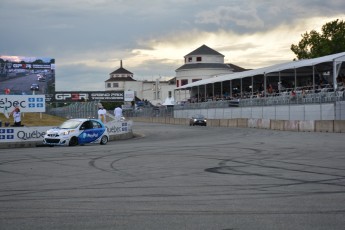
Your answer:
(43, 118), (109, 146)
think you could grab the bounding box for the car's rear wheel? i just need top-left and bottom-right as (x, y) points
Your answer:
(100, 135), (108, 145)
(69, 137), (78, 146)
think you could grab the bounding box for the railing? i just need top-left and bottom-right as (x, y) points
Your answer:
(174, 90), (345, 110)
(46, 101), (99, 119)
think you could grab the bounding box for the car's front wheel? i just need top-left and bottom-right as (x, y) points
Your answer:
(100, 135), (108, 145)
(69, 137), (78, 146)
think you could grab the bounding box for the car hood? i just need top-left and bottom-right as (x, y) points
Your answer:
(46, 127), (77, 135)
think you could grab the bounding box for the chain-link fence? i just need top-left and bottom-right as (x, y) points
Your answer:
(122, 106), (174, 118)
(46, 101), (99, 119)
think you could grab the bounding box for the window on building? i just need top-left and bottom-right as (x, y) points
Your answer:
(176, 80), (179, 87)
(113, 83), (119, 87)
(107, 83), (111, 88)
(168, 91), (172, 98)
(196, 57), (202, 62)
(192, 79), (202, 83)
(188, 57), (192, 62)
(181, 79), (188, 86)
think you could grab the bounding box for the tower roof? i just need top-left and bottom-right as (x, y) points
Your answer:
(185, 44), (224, 57)
(109, 60), (133, 75)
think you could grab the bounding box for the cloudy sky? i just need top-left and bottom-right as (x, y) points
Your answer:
(1, 0), (344, 91)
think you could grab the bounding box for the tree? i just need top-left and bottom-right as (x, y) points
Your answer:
(291, 19), (345, 60)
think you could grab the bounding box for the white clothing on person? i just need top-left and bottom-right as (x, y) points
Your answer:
(114, 107), (123, 121)
(13, 111), (21, 123)
(11, 108), (21, 126)
(98, 108), (107, 123)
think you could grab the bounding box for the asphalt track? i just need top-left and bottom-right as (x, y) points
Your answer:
(0, 122), (344, 230)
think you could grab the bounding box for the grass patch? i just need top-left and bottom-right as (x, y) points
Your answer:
(0, 113), (66, 127)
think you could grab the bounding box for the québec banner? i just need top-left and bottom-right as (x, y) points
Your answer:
(0, 95), (46, 117)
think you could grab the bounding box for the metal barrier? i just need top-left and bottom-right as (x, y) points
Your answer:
(46, 102), (99, 119)
(174, 91), (345, 110)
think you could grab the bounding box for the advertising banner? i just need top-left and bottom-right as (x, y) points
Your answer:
(0, 126), (52, 142)
(0, 95), (46, 116)
(105, 120), (133, 135)
(124, 91), (135, 102)
(48, 91), (124, 102)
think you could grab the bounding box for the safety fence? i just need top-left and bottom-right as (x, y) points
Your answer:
(174, 90), (345, 110)
(46, 101), (99, 119)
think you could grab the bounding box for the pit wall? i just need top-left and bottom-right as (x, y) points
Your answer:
(130, 117), (345, 133)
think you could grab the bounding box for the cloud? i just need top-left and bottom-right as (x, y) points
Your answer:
(1, 0), (345, 91)
(195, 5), (265, 29)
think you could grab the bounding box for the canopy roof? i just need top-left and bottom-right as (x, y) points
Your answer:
(177, 52), (345, 89)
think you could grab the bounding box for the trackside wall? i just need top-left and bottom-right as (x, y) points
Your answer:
(130, 117), (345, 133)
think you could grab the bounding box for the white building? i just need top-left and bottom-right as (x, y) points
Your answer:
(104, 45), (246, 105)
(175, 44), (246, 102)
(104, 60), (175, 106)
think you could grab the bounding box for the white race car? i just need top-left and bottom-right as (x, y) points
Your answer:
(43, 118), (109, 146)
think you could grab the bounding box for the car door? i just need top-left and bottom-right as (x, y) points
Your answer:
(78, 120), (105, 144)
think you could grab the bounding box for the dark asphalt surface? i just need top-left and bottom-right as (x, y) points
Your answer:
(0, 122), (344, 230)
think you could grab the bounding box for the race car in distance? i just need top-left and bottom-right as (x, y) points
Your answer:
(43, 118), (109, 146)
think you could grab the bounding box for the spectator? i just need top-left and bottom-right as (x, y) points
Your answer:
(97, 106), (107, 123)
(114, 106), (123, 121)
(10, 107), (21, 126)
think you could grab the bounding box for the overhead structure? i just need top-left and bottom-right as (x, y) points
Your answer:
(177, 52), (345, 93)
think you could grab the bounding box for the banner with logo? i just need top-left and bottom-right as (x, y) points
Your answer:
(46, 91), (124, 102)
(0, 95), (46, 114)
(0, 126), (52, 142)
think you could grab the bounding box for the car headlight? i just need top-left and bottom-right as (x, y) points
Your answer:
(62, 130), (75, 135)
(193, 119), (197, 122)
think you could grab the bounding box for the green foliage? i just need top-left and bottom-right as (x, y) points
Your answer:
(291, 19), (345, 59)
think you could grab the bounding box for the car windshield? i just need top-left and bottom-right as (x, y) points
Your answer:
(193, 115), (205, 119)
(59, 120), (82, 129)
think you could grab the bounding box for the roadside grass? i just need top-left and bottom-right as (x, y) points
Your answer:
(0, 113), (66, 127)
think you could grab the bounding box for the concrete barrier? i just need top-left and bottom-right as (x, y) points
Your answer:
(179, 118), (188, 125)
(284, 120), (299, 132)
(258, 119), (270, 129)
(209, 119), (220, 127)
(271, 120), (284, 131)
(238, 118), (248, 128)
(248, 118), (258, 128)
(228, 119), (238, 127)
(219, 119), (229, 127)
(315, 120), (334, 132)
(299, 120), (315, 132)
(237, 118), (248, 128)
(130, 116), (343, 133)
(334, 120), (345, 133)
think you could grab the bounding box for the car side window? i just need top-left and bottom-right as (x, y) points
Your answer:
(92, 121), (102, 128)
(80, 121), (93, 130)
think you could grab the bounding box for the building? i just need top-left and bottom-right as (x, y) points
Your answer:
(175, 44), (247, 102)
(104, 60), (175, 106)
(104, 45), (247, 105)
